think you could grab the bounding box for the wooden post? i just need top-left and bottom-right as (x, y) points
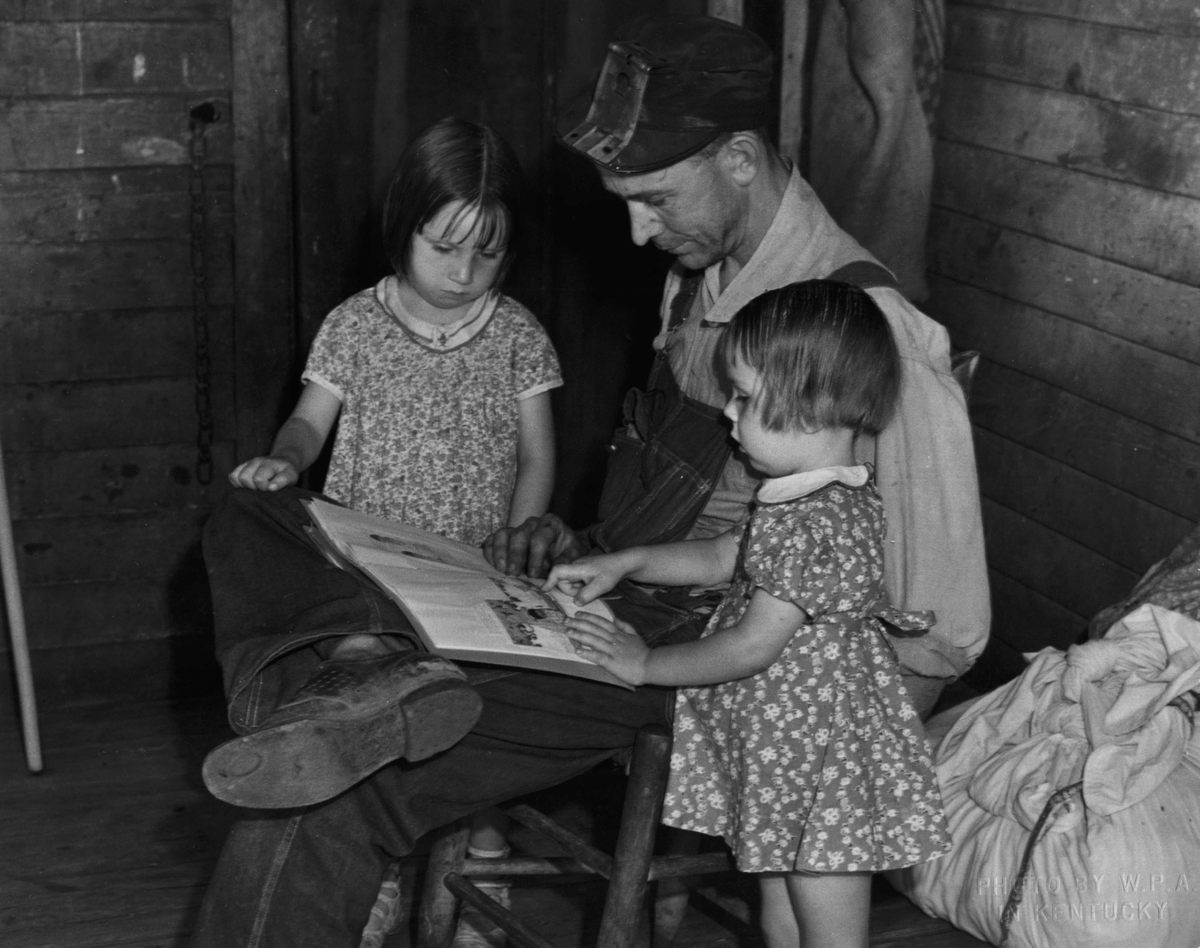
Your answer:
(707, 0), (808, 162)
(779, 0), (809, 162)
(0, 432), (43, 774)
(231, 0), (296, 456)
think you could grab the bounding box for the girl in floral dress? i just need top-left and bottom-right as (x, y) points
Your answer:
(548, 280), (950, 948)
(228, 116), (561, 948)
(229, 115), (561, 547)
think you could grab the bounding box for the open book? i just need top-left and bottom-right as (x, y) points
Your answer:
(302, 499), (631, 689)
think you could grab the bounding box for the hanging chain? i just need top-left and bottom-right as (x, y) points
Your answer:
(188, 102), (219, 485)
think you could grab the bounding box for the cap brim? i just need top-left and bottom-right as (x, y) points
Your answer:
(555, 95), (719, 175)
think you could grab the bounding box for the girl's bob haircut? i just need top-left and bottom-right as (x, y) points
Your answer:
(382, 116), (527, 285)
(719, 279), (901, 435)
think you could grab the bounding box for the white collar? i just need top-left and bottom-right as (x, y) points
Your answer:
(756, 464), (870, 504)
(377, 277), (498, 351)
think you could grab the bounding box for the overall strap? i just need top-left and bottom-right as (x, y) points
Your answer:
(648, 270), (704, 390)
(666, 270), (704, 330)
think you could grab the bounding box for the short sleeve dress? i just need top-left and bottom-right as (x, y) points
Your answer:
(302, 277), (562, 546)
(662, 465), (951, 874)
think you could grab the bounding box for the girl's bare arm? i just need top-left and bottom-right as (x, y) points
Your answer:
(566, 587), (803, 687)
(229, 382), (341, 490)
(508, 391), (555, 526)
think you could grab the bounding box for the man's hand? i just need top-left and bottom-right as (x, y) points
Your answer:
(482, 513), (589, 578)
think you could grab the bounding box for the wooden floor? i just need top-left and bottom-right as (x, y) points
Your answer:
(0, 691), (991, 948)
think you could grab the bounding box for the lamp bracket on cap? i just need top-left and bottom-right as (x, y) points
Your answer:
(561, 41), (665, 165)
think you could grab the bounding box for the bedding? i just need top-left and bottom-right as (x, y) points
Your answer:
(887, 602), (1200, 948)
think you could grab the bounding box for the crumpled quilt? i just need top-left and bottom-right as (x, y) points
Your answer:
(887, 603), (1200, 948)
(1089, 522), (1200, 637)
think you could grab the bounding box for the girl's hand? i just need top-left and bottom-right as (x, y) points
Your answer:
(229, 456), (300, 492)
(543, 553), (629, 604)
(565, 613), (649, 686)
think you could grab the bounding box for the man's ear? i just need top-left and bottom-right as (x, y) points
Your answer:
(721, 132), (763, 186)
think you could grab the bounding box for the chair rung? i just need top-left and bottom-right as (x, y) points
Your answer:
(418, 724), (686, 948)
(443, 873), (557, 948)
(504, 804), (614, 879)
(648, 852), (736, 882)
(462, 855), (593, 878)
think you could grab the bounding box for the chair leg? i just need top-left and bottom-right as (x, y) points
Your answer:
(596, 724), (672, 948)
(652, 827), (704, 947)
(418, 819), (471, 948)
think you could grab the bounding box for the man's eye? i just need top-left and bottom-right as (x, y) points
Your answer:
(478, 249), (504, 261)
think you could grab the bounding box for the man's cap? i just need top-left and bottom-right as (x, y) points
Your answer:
(558, 15), (774, 175)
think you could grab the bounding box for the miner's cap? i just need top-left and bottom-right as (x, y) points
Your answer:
(558, 14), (774, 175)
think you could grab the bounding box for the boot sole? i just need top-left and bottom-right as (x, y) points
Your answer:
(202, 678), (482, 809)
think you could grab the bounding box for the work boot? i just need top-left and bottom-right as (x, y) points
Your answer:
(203, 652), (482, 808)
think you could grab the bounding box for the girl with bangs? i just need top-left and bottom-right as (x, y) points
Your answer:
(547, 280), (949, 948)
(230, 115), (561, 548)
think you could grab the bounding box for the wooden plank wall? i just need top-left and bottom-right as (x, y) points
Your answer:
(928, 0), (1200, 686)
(23, 0), (1194, 703)
(0, 2), (236, 687)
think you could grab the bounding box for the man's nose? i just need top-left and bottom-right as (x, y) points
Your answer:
(627, 204), (661, 246)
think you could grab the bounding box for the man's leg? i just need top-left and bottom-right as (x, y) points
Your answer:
(200, 486), (482, 807)
(202, 486), (426, 728)
(192, 669), (672, 948)
(195, 487), (677, 946)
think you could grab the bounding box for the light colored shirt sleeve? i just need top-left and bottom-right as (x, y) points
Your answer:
(509, 305), (564, 400)
(301, 295), (363, 397)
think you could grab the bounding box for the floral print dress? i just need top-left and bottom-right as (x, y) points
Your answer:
(662, 465), (951, 873)
(302, 278), (562, 546)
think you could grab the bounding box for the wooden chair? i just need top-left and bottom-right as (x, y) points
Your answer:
(417, 723), (734, 948)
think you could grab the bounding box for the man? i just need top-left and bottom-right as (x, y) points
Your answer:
(191, 15), (988, 947)
(491, 13), (989, 710)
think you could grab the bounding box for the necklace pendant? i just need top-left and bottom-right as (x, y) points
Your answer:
(437, 331), (447, 346)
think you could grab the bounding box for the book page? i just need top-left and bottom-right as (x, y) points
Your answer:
(360, 562), (612, 659)
(305, 500), (488, 574)
(302, 498), (627, 688)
